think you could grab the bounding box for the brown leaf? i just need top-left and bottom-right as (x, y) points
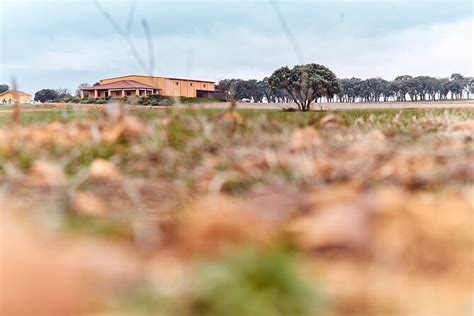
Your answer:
(30, 160), (65, 187)
(290, 127), (322, 151)
(102, 116), (149, 143)
(89, 159), (123, 182)
(71, 191), (109, 216)
(452, 120), (474, 132)
(175, 196), (275, 257)
(320, 114), (344, 128)
(288, 202), (373, 257)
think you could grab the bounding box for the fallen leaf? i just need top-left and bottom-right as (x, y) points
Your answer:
(290, 127), (322, 151)
(89, 159), (122, 182)
(30, 160), (65, 187)
(320, 114), (344, 128)
(71, 191), (108, 216)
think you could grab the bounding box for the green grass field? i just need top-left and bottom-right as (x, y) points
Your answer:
(1, 106), (472, 126)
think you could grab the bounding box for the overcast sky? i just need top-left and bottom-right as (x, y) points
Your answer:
(1, 0), (473, 94)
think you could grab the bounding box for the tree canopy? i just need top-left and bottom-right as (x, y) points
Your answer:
(268, 64), (340, 111)
(217, 78), (289, 103)
(0, 84), (9, 94)
(34, 89), (59, 103)
(219, 69), (472, 107)
(337, 74), (472, 103)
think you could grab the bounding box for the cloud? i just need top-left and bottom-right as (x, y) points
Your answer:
(1, 1), (472, 93)
(325, 18), (474, 79)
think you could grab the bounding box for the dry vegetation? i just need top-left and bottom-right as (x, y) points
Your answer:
(1, 105), (473, 316)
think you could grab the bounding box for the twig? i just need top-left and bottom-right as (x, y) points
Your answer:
(92, 0), (148, 73)
(125, 0), (137, 34)
(10, 78), (20, 124)
(141, 19), (155, 76)
(269, 0), (305, 64)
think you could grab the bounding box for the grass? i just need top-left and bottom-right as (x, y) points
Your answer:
(0, 108), (101, 125)
(117, 247), (322, 316)
(0, 106), (472, 127)
(1, 107), (472, 183)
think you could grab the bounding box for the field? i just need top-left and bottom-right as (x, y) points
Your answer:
(1, 104), (473, 316)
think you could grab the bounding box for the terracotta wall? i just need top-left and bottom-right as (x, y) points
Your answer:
(100, 76), (215, 98)
(0, 92), (32, 104)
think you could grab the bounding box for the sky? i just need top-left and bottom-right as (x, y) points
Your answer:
(1, 0), (473, 94)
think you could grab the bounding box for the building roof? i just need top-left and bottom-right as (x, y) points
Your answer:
(101, 74), (215, 84)
(81, 80), (156, 91)
(0, 90), (32, 97)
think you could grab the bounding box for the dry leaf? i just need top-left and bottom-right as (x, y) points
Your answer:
(452, 120), (474, 132)
(71, 191), (108, 216)
(320, 114), (344, 128)
(89, 159), (122, 181)
(30, 160), (65, 186)
(290, 127), (322, 151)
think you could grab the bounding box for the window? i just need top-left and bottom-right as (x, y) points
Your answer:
(126, 91), (131, 96)
(190, 83), (193, 86)
(203, 84), (206, 87)
(176, 82), (179, 85)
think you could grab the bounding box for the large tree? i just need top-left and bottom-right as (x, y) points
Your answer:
(0, 84), (9, 94)
(268, 64), (340, 111)
(76, 83), (89, 97)
(217, 79), (242, 101)
(34, 89), (59, 103)
(56, 88), (72, 101)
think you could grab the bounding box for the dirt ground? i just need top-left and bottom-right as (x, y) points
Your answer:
(186, 100), (474, 111)
(0, 100), (473, 113)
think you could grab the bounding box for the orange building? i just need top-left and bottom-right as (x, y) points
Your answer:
(80, 80), (157, 99)
(81, 75), (215, 99)
(0, 90), (32, 104)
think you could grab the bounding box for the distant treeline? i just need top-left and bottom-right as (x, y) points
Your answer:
(218, 74), (473, 103)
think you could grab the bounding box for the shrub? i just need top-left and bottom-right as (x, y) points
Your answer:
(66, 97), (81, 104)
(138, 97), (150, 105)
(79, 98), (93, 104)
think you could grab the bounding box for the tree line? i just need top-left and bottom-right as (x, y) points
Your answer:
(337, 74), (472, 103)
(218, 71), (473, 106)
(2, 65), (472, 112)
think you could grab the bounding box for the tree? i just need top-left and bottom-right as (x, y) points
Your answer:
(235, 79), (258, 101)
(0, 84), (9, 94)
(392, 75), (413, 101)
(468, 78), (474, 99)
(258, 78), (273, 103)
(76, 83), (89, 97)
(338, 78), (363, 103)
(268, 64), (340, 111)
(34, 89), (59, 103)
(56, 88), (72, 101)
(439, 78), (450, 100)
(450, 74), (469, 99)
(217, 79), (242, 101)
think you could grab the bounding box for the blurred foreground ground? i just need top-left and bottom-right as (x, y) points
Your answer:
(0, 106), (473, 316)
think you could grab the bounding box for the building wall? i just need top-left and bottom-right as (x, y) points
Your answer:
(100, 75), (215, 98)
(0, 91), (32, 104)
